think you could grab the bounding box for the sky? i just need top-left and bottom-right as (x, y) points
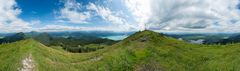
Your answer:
(0, 0), (240, 33)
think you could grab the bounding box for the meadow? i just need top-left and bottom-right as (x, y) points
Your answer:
(0, 30), (240, 71)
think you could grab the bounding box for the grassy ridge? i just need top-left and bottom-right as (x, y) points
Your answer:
(0, 40), (34, 71)
(1, 30), (240, 71)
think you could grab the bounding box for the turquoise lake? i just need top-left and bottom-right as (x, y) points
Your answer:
(101, 35), (129, 40)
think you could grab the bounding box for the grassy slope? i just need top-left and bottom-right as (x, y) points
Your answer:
(1, 30), (240, 71)
(0, 39), (32, 71)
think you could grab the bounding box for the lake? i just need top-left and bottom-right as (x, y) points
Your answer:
(101, 35), (129, 40)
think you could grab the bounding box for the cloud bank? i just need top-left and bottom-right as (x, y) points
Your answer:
(58, 0), (91, 24)
(57, 0), (240, 33)
(124, 0), (240, 33)
(0, 0), (31, 33)
(56, 0), (137, 32)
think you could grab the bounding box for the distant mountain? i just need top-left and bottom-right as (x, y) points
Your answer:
(47, 31), (134, 38)
(166, 33), (240, 44)
(0, 32), (118, 53)
(25, 31), (41, 37)
(201, 34), (240, 44)
(32, 32), (117, 53)
(219, 34), (240, 44)
(33, 32), (53, 45)
(227, 34), (240, 42)
(0, 32), (27, 43)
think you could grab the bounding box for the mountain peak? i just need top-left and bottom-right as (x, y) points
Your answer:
(0, 32), (27, 43)
(122, 30), (166, 42)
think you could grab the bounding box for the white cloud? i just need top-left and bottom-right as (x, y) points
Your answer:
(2, 0), (239, 33)
(123, 0), (151, 31)
(58, 0), (136, 32)
(123, 0), (240, 33)
(0, 0), (31, 33)
(38, 25), (83, 32)
(37, 24), (131, 32)
(58, 0), (91, 24)
(149, 0), (239, 30)
(30, 20), (41, 25)
(57, 0), (240, 33)
(87, 3), (135, 31)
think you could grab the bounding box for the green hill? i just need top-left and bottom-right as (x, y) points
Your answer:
(1, 30), (240, 71)
(0, 32), (27, 44)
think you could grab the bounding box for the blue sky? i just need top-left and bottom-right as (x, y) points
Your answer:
(0, 0), (240, 33)
(17, 0), (60, 21)
(14, 0), (137, 32)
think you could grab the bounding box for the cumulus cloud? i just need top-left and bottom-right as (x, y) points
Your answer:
(32, 0), (240, 33)
(0, 0), (31, 33)
(150, 0), (240, 32)
(37, 24), (129, 32)
(123, 0), (240, 33)
(58, 0), (91, 24)
(123, 0), (152, 31)
(87, 3), (135, 31)
(58, 0), (135, 32)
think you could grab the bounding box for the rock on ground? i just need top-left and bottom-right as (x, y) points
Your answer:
(19, 55), (35, 71)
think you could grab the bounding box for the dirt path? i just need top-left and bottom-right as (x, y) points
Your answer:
(19, 55), (35, 71)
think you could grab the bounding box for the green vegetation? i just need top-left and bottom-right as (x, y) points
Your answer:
(33, 33), (117, 53)
(0, 32), (26, 44)
(0, 32), (118, 53)
(1, 30), (240, 71)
